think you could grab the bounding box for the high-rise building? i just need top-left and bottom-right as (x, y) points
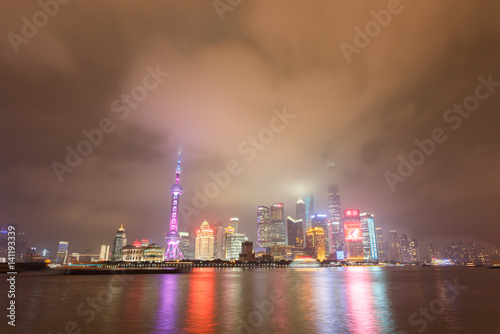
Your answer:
(327, 185), (343, 259)
(399, 234), (411, 263)
(179, 231), (195, 260)
(303, 195), (315, 230)
(257, 206), (271, 248)
(111, 225), (127, 261)
(195, 221), (214, 260)
(225, 231), (246, 260)
(229, 218), (239, 233)
(286, 216), (304, 248)
(165, 151), (185, 261)
(239, 241), (256, 261)
(56, 241), (69, 264)
(389, 230), (401, 263)
(99, 245), (110, 261)
(409, 238), (420, 263)
(305, 227), (326, 261)
(375, 227), (386, 262)
(343, 209), (364, 262)
(311, 213), (330, 256)
(296, 199), (307, 242)
(360, 213), (378, 262)
(327, 185), (342, 222)
(270, 203), (285, 246)
(212, 222), (224, 259)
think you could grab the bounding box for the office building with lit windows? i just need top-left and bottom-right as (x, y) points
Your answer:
(343, 209), (364, 262)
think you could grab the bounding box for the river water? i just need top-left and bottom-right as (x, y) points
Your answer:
(1, 266), (499, 333)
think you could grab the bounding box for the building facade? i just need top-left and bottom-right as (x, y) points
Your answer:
(360, 212), (378, 262)
(257, 206), (271, 248)
(286, 216), (304, 248)
(306, 227), (326, 261)
(343, 209), (364, 262)
(111, 225), (127, 261)
(195, 221), (214, 260)
(270, 203), (285, 246)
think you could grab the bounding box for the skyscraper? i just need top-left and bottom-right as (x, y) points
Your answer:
(389, 230), (401, 263)
(165, 151), (184, 261)
(311, 213), (330, 256)
(224, 225), (246, 260)
(409, 238), (420, 263)
(360, 212), (378, 262)
(296, 199), (306, 242)
(179, 231), (195, 260)
(270, 203), (285, 246)
(229, 218), (239, 233)
(343, 209), (364, 262)
(111, 225), (127, 261)
(212, 222), (224, 259)
(375, 227), (386, 262)
(195, 221), (214, 260)
(99, 244), (110, 261)
(56, 241), (69, 264)
(286, 216), (304, 248)
(303, 195), (315, 230)
(399, 233), (411, 263)
(257, 206), (271, 248)
(305, 227), (326, 261)
(327, 185), (344, 259)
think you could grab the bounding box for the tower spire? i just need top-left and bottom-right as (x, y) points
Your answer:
(164, 150), (185, 261)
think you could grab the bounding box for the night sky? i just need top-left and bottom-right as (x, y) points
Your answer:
(1, 1), (499, 254)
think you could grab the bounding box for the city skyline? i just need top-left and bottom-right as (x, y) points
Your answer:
(2, 1), (500, 256)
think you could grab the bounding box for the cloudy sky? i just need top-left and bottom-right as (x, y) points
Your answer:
(1, 0), (500, 254)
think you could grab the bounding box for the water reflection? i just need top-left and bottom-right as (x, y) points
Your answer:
(155, 275), (180, 333)
(345, 267), (384, 333)
(184, 269), (216, 333)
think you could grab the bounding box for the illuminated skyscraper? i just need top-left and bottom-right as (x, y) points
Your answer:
(212, 222), (224, 259)
(296, 199), (306, 241)
(343, 209), (364, 262)
(224, 224), (246, 260)
(56, 241), (69, 264)
(399, 233), (411, 263)
(305, 227), (326, 261)
(389, 230), (401, 263)
(195, 221), (214, 260)
(99, 244), (110, 261)
(375, 227), (386, 262)
(229, 218), (239, 233)
(327, 184), (344, 259)
(165, 151), (184, 261)
(360, 212), (378, 262)
(270, 203), (285, 246)
(409, 238), (420, 263)
(311, 213), (330, 256)
(111, 225), (127, 261)
(179, 231), (195, 260)
(303, 195), (315, 230)
(257, 206), (271, 248)
(286, 216), (304, 248)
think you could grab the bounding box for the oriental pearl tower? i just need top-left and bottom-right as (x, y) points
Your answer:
(164, 151), (185, 261)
